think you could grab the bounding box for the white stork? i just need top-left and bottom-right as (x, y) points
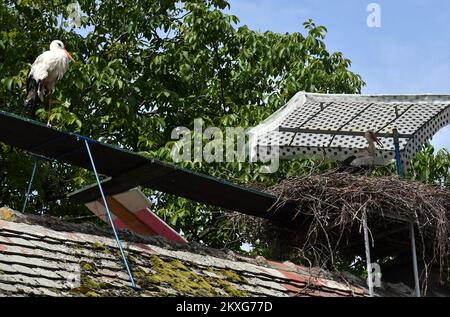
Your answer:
(340, 131), (384, 172)
(24, 40), (75, 126)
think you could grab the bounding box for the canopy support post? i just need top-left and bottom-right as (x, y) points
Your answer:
(363, 212), (374, 297)
(84, 140), (136, 289)
(392, 128), (404, 178)
(409, 222), (421, 297)
(22, 160), (38, 213)
(393, 128), (421, 297)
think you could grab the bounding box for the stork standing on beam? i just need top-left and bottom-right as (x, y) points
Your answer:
(24, 40), (75, 126)
(340, 131), (384, 172)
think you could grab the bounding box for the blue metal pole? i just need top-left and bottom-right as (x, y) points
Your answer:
(84, 140), (136, 288)
(22, 160), (38, 213)
(393, 129), (404, 178)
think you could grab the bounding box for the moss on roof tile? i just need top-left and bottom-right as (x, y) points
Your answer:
(131, 255), (249, 297)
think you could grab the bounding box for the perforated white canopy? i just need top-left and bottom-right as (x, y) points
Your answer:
(249, 92), (450, 168)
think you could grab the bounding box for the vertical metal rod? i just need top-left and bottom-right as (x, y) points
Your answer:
(393, 128), (421, 297)
(394, 105), (399, 118)
(363, 212), (374, 297)
(22, 161), (38, 213)
(84, 140), (136, 288)
(409, 222), (421, 297)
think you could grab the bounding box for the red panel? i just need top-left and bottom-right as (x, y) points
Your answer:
(112, 217), (129, 231)
(134, 209), (187, 244)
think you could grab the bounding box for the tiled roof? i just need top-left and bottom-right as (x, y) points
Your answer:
(0, 207), (411, 297)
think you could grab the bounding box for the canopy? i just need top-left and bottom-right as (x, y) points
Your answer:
(249, 92), (450, 168)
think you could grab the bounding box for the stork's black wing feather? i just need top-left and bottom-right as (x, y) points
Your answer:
(338, 155), (368, 174)
(341, 155), (356, 166)
(22, 71), (40, 117)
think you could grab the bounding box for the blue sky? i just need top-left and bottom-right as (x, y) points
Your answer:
(227, 0), (450, 151)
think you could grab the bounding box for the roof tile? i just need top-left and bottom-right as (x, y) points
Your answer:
(0, 212), (406, 297)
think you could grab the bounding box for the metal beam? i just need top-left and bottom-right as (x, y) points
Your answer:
(278, 127), (412, 139)
(327, 103), (374, 148)
(376, 103), (415, 136)
(0, 110), (298, 224)
(344, 225), (409, 249)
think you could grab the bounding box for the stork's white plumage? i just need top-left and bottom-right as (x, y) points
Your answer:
(25, 40), (75, 125)
(341, 131), (383, 171)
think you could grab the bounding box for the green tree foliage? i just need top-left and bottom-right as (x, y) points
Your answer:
(1, 0), (367, 248)
(409, 143), (450, 187)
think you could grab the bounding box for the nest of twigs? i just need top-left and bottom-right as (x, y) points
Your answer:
(234, 171), (450, 291)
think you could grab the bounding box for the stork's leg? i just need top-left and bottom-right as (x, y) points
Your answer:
(47, 94), (53, 127)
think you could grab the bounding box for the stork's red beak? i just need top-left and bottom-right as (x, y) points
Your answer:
(371, 133), (384, 147)
(64, 49), (75, 62)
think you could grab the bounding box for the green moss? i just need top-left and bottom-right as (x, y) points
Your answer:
(82, 276), (101, 289)
(92, 242), (112, 255)
(215, 279), (249, 297)
(70, 276), (112, 297)
(0, 208), (14, 221)
(134, 255), (219, 296)
(127, 254), (138, 266)
(80, 261), (97, 272)
(169, 259), (188, 270)
(84, 291), (101, 297)
(71, 255), (249, 297)
(222, 270), (245, 283)
(133, 256), (250, 297)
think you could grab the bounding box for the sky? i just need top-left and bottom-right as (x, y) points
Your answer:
(227, 0), (450, 151)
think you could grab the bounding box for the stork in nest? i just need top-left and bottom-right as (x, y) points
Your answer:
(340, 131), (384, 173)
